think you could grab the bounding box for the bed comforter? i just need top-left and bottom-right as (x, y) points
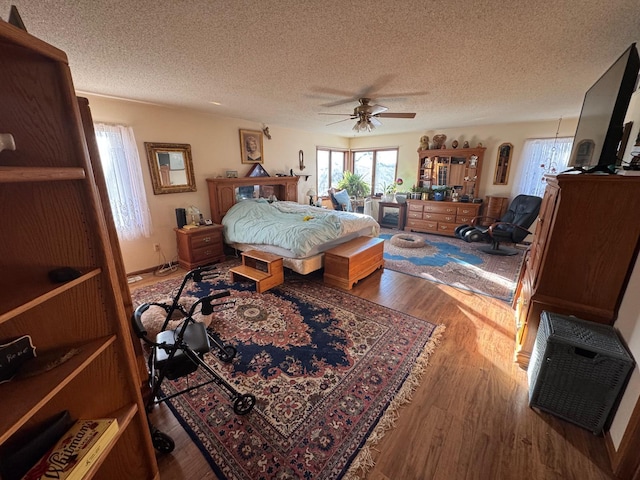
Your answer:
(222, 199), (380, 257)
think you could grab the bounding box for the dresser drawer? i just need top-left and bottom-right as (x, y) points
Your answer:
(191, 229), (222, 249)
(192, 244), (223, 262)
(406, 219), (438, 231)
(407, 210), (425, 220)
(424, 203), (457, 214)
(423, 212), (456, 222)
(408, 203), (424, 213)
(436, 222), (457, 234)
(456, 205), (479, 216)
(456, 214), (475, 224)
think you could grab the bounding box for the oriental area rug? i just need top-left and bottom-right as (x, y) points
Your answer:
(379, 228), (525, 302)
(131, 260), (444, 480)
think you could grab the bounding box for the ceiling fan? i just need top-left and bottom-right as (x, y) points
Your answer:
(320, 98), (416, 132)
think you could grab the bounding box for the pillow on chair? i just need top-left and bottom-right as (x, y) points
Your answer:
(331, 189), (352, 212)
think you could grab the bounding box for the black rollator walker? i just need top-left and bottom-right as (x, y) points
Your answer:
(132, 265), (256, 452)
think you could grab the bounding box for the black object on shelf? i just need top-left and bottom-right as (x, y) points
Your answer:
(528, 311), (635, 435)
(0, 410), (72, 480)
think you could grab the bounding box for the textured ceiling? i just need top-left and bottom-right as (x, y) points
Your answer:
(4, 1), (640, 137)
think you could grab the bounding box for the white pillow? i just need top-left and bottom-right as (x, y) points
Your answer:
(332, 189), (352, 212)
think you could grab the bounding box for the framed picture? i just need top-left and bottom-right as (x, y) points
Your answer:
(226, 170), (238, 178)
(240, 129), (264, 164)
(247, 163), (269, 177)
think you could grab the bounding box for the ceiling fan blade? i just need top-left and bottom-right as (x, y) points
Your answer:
(326, 117), (354, 126)
(370, 117), (383, 127)
(319, 113), (354, 116)
(321, 96), (362, 108)
(314, 75), (396, 107)
(369, 104), (388, 116)
(376, 112), (416, 118)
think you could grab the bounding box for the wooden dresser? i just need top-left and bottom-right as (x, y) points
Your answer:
(175, 225), (225, 270)
(405, 200), (481, 236)
(206, 176), (299, 223)
(514, 174), (640, 368)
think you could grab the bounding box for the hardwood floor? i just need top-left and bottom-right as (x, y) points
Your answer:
(131, 264), (616, 480)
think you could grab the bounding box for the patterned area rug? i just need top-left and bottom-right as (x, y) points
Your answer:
(132, 260), (444, 480)
(380, 228), (524, 301)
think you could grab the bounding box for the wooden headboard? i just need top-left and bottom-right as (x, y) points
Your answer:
(206, 176), (300, 223)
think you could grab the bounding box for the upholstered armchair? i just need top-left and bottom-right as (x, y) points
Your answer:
(455, 194), (542, 255)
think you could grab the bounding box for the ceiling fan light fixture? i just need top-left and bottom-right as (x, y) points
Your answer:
(353, 116), (375, 133)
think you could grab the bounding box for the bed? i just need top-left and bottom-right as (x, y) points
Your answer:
(221, 199), (380, 274)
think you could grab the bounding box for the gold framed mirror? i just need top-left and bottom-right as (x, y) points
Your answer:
(494, 143), (513, 185)
(144, 142), (196, 194)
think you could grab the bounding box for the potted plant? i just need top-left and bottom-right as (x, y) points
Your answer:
(336, 171), (370, 199)
(381, 178), (405, 202)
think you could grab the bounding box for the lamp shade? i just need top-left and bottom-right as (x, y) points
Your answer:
(306, 189), (316, 197)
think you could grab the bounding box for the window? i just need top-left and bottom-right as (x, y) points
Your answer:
(94, 123), (153, 240)
(353, 148), (398, 194)
(316, 148), (346, 195)
(515, 137), (573, 198)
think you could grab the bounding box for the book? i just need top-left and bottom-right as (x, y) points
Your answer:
(22, 418), (118, 480)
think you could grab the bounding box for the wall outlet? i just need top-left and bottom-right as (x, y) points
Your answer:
(153, 243), (160, 252)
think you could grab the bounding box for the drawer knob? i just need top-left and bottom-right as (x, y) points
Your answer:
(203, 236), (211, 242)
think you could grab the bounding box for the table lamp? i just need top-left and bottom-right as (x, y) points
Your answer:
(306, 189), (316, 206)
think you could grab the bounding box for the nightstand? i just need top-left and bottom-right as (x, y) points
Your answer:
(175, 225), (225, 270)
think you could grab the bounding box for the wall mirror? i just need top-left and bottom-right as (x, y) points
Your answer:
(145, 142), (196, 194)
(494, 143), (513, 185)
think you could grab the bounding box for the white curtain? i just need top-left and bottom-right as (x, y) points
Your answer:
(94, 124), (152, 240)
(515, 137), (573, 198)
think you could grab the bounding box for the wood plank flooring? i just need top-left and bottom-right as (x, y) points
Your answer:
(131, 263), (616, 480)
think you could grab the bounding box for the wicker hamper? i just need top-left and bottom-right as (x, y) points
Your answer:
(528, 311), (634, 435)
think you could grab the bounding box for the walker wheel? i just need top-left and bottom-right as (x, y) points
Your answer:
(218, 345), (237, 363)
(234, 394), (256, 415)
(152, 430), (175, 453)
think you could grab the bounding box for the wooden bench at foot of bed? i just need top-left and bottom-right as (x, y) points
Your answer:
(323, 236), (384, 290)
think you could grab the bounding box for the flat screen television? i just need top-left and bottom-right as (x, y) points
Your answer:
(567, 43), (640, 173)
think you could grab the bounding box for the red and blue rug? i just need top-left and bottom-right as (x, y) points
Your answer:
(132, 260), (444, 480)
(379, 228), (524, 301)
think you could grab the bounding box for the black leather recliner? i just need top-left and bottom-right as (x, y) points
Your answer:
(455, 194), (542, 256)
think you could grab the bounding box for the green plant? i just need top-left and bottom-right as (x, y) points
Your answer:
(384, 182), (397, 195)
(336, 171), (370, 198)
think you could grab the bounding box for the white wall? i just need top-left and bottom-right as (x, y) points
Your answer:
(607, 88), (640, 450)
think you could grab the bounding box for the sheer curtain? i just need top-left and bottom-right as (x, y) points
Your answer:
(94, 123), (152, 240)
(515, 137), (573, 198)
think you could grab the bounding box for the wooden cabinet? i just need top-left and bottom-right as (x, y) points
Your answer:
(323, 237), (385, 290)
(481, 195), (510, 226)
(0, 19), (158, 479)
(405, 200), (481, 237)
(378, 201), (407, 230)
(175, 225), (225, 270)
(514, 174), (640, 368)
(206, 176), (299, 223)
(417, 147), (485, 198)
